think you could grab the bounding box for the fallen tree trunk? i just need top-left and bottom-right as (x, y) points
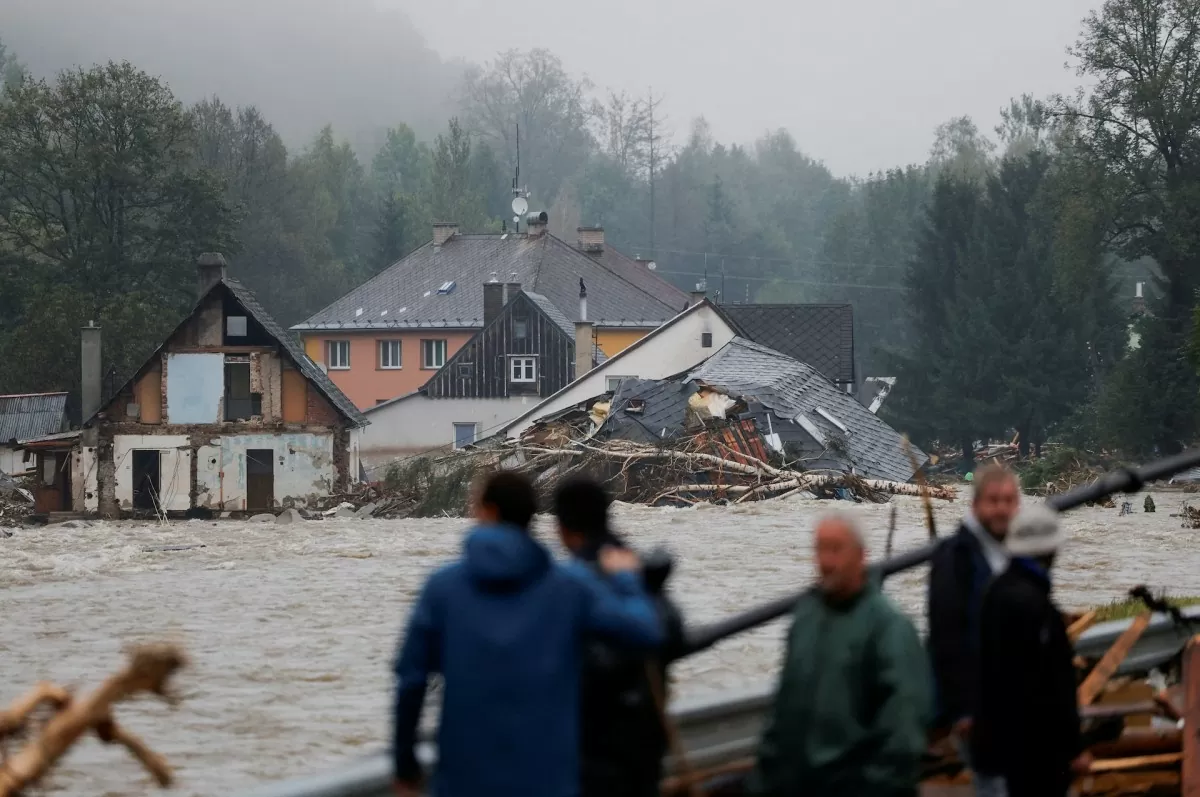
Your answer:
(0, 644), (186, 797)
(0, 682), (70, 738)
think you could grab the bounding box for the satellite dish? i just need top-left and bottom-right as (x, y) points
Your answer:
(647, 260), (658, 270)
(511, 196), (529, 216)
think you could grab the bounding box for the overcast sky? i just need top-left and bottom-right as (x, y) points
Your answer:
(1, 0), (1101, 177)
(391, 0), (1099, 176)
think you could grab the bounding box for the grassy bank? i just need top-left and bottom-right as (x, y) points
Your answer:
(1090, 595), (1200, 622)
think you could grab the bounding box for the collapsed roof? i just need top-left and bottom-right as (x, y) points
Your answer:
(596, 338), (924, 483)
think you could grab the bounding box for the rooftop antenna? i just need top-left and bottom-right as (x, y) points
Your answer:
(511, 123), (529, 232)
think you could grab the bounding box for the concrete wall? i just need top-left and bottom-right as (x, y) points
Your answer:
(356, 395), (530, 474)
(72, 445), (99, 513)
(113, 434), (192, 512)
(195, 432), (335, 510)
(503, 304), (738, 438)
(1, 446), (32, 476)
(165, 353), (225, 423)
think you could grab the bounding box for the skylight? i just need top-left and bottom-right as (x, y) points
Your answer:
(437, 281), (457, 295)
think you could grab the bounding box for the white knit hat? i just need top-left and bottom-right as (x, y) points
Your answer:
(1005, 504), (1066, 557)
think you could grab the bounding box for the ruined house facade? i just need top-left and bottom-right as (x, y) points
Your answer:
(76, 255), (366, 517)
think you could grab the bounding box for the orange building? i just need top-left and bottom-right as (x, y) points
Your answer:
(292, 220), (690, 410)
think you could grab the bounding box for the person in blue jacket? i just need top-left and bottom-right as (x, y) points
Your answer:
(391, 470), (664, 797)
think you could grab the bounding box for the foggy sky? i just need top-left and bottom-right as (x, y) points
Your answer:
(2, 0), (1100, 175)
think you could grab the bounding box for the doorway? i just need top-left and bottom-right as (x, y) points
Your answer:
(131, 450), (162, 511)
(246, 449), (275, 511)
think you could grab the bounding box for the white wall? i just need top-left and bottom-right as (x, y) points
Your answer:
(113, 434), (192, 512)
(72, 445), (99, 513)
(356, 395), (530, 474)
(195, 433), (335, 510)
(0, 446), (32, 476)
(503, 304), (737, 438)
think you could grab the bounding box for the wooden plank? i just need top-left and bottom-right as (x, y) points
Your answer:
(1078, 612), (1152, 707)
(1090, 728), (1184, 758)
(1067, 610), (1098, 643)
(1183, 635), (1200, 797)
(1088, 752), (1183, 772)
(1077, 770), (1181, 795)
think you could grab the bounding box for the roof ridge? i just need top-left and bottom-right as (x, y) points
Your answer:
(543, 235), (681, 315)
(294, 242), (433, 328)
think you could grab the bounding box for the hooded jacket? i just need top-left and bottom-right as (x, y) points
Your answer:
(392, 523), (664, 797)
(571, 545), (686, 797)
(971, 558), (1081, 785)
(748, 580), (932, 797)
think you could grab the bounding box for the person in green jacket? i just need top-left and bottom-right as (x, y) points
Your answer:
(749, 512), (933, 797)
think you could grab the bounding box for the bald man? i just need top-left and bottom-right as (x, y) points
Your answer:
(748, 513), (932, 797)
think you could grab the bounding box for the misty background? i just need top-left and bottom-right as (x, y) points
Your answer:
(0, 0), (1195, 465)
(1, 0), (1095, 175)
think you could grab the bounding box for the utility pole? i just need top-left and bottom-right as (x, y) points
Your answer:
(648, 87), (657, 258)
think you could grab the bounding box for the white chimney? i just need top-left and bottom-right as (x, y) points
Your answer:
(81, 321), (102, 420)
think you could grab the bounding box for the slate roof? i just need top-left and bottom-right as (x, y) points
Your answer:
(717, 304), (854, 385)
(222, 278), (367, 427)
(524, 291), (574, 338)
(601, 378), (699, 444)
(0, 393), (68, 443)
(689, 338), (922, 482)
(292, 232), (690, 331)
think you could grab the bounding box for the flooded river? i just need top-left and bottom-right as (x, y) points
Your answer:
(3, 491), (1198, 795)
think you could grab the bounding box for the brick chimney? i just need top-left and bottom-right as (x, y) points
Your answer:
(525, 211), (548, 238)
(81, 321), (102, 420)
(577, 226), (604, 254)
(690, 280), (707, 307)
(504, 273), (521, 305)
(197, 252), (227, 299)
(433, 222), (458, 249)
(484, 274), (503, 327)
(574, 278), (592, 378)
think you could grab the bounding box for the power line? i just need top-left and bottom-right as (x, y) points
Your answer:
(625, 243), (910, 271)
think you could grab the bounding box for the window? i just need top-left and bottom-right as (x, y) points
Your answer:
(226, 315), (248, 337)
(701, 332), (713, 348)
(510, 357), (537, 382)
(327, 340), (350, 370)
(606, 376), (634, 392)
(453, 422), (477, 449)
(225, 362), (262, 421)
(379, 340), (402, 369)
(514, 314), (529, 340)
(422, 339), (447, 369)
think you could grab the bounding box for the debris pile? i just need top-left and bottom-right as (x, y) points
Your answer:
(0, 471), (34, 525)
(924, 586), (1199, 795)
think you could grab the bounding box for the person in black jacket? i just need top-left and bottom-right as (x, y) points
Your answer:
(926, 464), (1018, 797)
(553, 478), (685, 797)
(972, 504), (1090, 797)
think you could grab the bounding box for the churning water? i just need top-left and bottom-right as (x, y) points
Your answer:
(3, 491), (1198, 795)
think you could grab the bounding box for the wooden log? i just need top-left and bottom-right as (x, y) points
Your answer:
(0, 644), (186, 797)
(1078, 612), (1152, 707)
(1183, 635), (1200, 797)
(1077, 769), (1181, 796)
(1067, 610), (1099, 644)
(0, 682), (70, 737)
(94, 714), (173, 786)
(1090, 728), (1183, 758)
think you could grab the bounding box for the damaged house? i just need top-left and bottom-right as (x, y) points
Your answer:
(520, 337), (925, 485)
(64, 254), (367, 517)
